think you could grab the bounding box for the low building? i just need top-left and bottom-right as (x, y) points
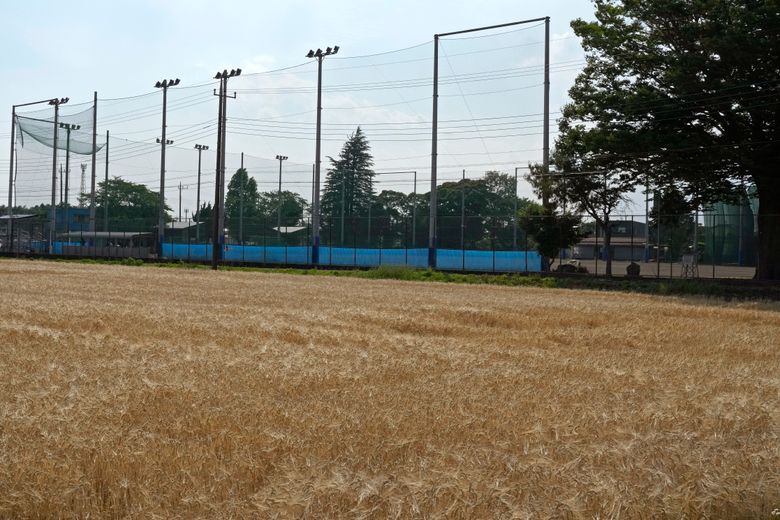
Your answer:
(573, 220), (648, 261)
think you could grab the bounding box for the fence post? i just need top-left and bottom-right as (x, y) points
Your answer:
(404, 218), (414, 267)
(595, 222), (599, 276)
(525, 229), (529, 273)
(657, 219), (661, 279)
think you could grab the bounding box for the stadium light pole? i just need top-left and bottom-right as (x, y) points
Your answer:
(513, 166), (520, 250)
(48, 97), (69, 254)
(275, 155), (288, 241)
(154, 78), (180, 257)
(212, 68), (240, 270)
(430, 17), (549, 268)
(194, 144), (209, 241)
(59, 122), (80, 236)
(306, 45), (339, 265)
(7, 97), (58, 251)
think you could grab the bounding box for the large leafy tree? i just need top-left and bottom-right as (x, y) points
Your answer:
(257, 190), (308, 227)
(522, 163), (586, 271)
(79, 177), (169, 231)
(563, 0), (780, 279)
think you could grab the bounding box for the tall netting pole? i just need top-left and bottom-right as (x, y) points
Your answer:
(7, 107), (15, 250)
(49, 102), (61, 254)
(89, 92), (97, 232)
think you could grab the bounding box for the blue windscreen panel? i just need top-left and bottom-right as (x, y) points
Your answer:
(158, 244), (541, 272)
(48, 242), (542, 272)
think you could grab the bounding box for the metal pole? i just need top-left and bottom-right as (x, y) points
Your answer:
(158, 85), (168, 255)
(49, 103), (60, 254)
(7, 108), (15, 242)
(429, 34), (439, 268)
(64, 127), (71, 235)
(462, 169), (467, 272)
(340, 180), (345, 246)
(277, 155), (285, 243)
(367, 197), (372, 247)
(513, 167), (518, 250)
(412, 170), (417, 248)
(104, 130), (109, 232)
(312, 56), (324, 264)
(178, 182), (182, 222)
(738, 197), (744, 266)
(461, 169), (465, 253)
(542, 17), (550, 186)
(89, 92), (97, 232)
(239, 152), (244, 244)
(644, 175), (649, 262)
(196, 146), (202, 241)
(693, 205), (698, 272)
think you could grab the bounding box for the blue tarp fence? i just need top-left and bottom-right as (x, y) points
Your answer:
(36, 242), (542, 272)
(160, 244), (542, 272)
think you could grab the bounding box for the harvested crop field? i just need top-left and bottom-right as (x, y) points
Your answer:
(0, 259), (778, 519)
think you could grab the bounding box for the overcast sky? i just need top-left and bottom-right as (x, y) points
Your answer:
(2, 0), (614, 215)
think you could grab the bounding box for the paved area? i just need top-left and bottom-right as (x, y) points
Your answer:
(563, 259), (755, 279)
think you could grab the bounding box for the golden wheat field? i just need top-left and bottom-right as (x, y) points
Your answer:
(0, 259), (778, 519)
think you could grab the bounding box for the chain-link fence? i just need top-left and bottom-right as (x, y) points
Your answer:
(2, 210), (773, 280)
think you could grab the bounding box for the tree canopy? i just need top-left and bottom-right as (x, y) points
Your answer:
(560, 0), (780, 278)
(79, 177), (169, 231)
(225, 168), (260, 239)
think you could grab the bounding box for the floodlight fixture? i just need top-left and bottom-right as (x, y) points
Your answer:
(195, 144), (209, 151)
(306, 50), (314, 58)
(333, 45), (339, 54)
(156, 138), (174, 145)
(275, 155), (288, 161)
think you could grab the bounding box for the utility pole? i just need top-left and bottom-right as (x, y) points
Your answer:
(276, 155), (288, 242)
(48, 97), (69, 253)
(306, 45), (339, 265)
(430, 17), (548, 268)
(178, 182), (183, 222)
(212, 68), (240, 269)
(154, 77), (181, 257)
(194, 144), (208, 242)
(60, 122), (80, 236)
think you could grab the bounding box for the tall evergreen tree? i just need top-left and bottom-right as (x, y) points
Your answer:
(321, 127), (375, 242)
(224, 168), (259, 239)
